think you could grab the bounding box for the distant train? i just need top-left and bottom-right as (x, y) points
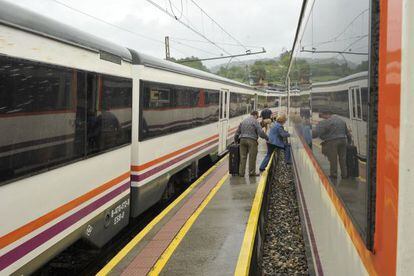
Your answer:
(286, 0), (413, 275)
(0, 1), (281, 274)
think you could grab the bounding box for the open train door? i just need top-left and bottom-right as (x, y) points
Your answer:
(218, 89), (230, 154)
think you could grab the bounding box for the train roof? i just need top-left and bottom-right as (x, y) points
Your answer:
(0, 0), (132, 61)
(129, 50), (257, 90)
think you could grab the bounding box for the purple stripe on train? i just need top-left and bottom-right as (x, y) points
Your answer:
(131, 139), (219, 182)
(0, 181), (130, 271)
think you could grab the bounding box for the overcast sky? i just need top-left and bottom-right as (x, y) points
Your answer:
(8, 0), (302, 68)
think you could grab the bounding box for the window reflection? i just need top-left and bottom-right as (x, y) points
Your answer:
(140, 81), (220, 140)
(229, 93), (253, 118)
(257, 95), (267, 110)
(0, 55), (132, 184)
(87, 75), (132, 155)
(289, 0), (371, 240)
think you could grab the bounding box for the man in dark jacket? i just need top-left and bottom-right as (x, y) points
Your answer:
(260, 105), (272, 120)
(260, 105), (273, 132)
(312, 111), (351, 179)
(235, 111), (268, 177)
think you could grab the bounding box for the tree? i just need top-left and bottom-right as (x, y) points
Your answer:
(170, 56), (210, 72)
(217, 65), (248, 83)
(250, 61), (267, 84)
(211, 51), (293, 85)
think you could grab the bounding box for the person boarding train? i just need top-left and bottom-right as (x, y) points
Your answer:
(235, 111), (268, 177)
(259, 114), (291, 172)
(260, 104), (273, 132)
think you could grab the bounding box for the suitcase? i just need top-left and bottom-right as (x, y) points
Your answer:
(228, 143), (240, 176)
(346, 145), (359, 177)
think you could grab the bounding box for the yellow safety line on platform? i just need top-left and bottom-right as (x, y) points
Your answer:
(96, 156), (227, 276)
(234, 154), (273, 276)
(148, 173), (229, 276)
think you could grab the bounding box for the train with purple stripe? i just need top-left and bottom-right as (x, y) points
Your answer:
(0, 1), (282, 274)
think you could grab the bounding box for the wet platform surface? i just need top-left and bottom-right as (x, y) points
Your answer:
(160, 168), (260, 275)
(100, 141), (267, 275)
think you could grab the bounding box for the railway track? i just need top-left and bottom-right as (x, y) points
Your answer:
(34, 159), (215, 276)
(34, 199), (166, 276)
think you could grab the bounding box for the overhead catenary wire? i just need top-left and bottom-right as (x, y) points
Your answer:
(172, 39), (221, 56)
(48, 0), (196, 57)
(51, 0), (163, 45)
(188, 0), (249, 52)
(168, 0), (183, 20)
(176, 48), (266, 63)
(168, 0), (252, 56)
(301, 34), (369, 49)
(332, 9), (369, 41)
(145, 0), (240, 59)
(170, 37), (263, 49)
(300, 49), (368, 56)
(300, 9), (369, 50)
(50, 0), (250, 62)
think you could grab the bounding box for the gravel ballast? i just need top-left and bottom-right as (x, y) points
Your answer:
(261, 150), (309, 275)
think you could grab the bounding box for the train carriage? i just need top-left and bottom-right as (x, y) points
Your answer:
(0, 2), (133, 274)
(0, 1), (277, 274)
(285, 0), (414, 275)
(127, 51), (262, 216)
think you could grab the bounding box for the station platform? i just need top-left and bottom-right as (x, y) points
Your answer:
(97, 142), (268, 276)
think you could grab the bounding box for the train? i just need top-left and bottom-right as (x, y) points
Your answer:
(0, 1), (283, 274)
(285, 0), (413, 275)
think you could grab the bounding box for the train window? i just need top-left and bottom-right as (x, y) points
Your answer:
(0, 55), (132, 185)
(205, 90), (220, 124)
(87, 74), (132, 155)
(330, 91), (350, 118)
(361, 88), (369, 121)
(282, 97), (287, 107)
(256, 95), (266, 110)
(266, 96), (278, 108)
(351, 88), (357, 118)
(230, 92), (251, 118)
(149, 87), (171, 108)
(289, 0), (374, 246)
(0, 59), (73, 114)
(218, 90), (223, 120)
(0, 55), (84, 184)
(349, 87), (363, 120)
(229, 93), (236, 118)
(356, 87), (362, 119)
(139, 81), (219, 141)
(223, 91), (227, 118)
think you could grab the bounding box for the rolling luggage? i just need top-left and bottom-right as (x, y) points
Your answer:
(228, 143), (240, 176)
(346, 144), (359, 177)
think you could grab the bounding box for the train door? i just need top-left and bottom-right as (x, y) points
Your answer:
(348, 86), (366, 157)
(218, 89), (230, 154)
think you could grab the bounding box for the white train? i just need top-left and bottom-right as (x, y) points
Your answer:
(0, 1), (274, 274)
(290, 71), (368, 158)
(286, 0), (414, 275)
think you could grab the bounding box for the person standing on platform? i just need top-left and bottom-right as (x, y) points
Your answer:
(259, 114), (290, 172)
(235, 111), (268, 177)
(260, 105), (273, 132)
(312, 111), (351, 179)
